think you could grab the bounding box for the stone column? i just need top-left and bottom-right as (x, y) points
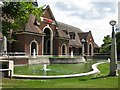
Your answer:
(42, 36), (44, 56)
(109, 26), (118, 76)
(50, 34), (53, 55)
(82, 43), (84, 55)
(9, 60), (13, 77)
(3, 36), (7, 55)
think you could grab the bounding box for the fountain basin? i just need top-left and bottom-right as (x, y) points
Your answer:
(14, 60), (96, 76)
(12, 62), (106, 79)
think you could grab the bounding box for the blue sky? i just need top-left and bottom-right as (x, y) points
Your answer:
(38, 0), (119, 46)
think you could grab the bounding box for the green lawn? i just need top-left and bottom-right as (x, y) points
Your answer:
(1, 62), (119, 89)
(118, 61), (120, 64)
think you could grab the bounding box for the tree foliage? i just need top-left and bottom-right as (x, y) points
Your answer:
(2, 1), (44, 42)
(100, 32), (120, 54)
(116, 32), (120, 54)
(100, 35), (111, 54)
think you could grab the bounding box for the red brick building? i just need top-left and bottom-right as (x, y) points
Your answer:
(9, 5), (99, 56)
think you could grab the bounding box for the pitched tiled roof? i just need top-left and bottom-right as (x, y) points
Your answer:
(55, 30), (70, 39)
(69, 33), (83, 47)
(78, 32), (89, 40)
(25, 14), (43, 34)
(93, 42), (100, 48)
(56, 22), (83, 47)
(57, 22), (83, 33)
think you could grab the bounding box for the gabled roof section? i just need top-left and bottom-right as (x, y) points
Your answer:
(86, 31), (95, 42)
(69, 32), (83, 47)
(78, 32), (89, 40)
(57, 22), (82, 33)
(55, 30), (70, 40)
(93, 42), (100, 48)
(25, 14), (43, 34)
(42, 5), (57, 22)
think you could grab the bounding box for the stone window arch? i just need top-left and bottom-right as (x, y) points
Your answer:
(61, 43), (67, 55)
(43, 25), (53, 55)
(30, 39), (38, 55)
(88, 42), (93, 56)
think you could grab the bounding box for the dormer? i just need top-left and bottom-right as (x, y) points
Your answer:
(63, 30), (69, 35)
(69, 32), (76, 39)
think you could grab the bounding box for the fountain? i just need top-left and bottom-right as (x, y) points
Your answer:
(13, 60), (105, 79)
(42, 64), (50, 71)
(108, 58), (110, 62)
(33, 49), (36, 58)
(71, 51), (73, 58)
(42, 64), (51, 76)
(82, 57), (86, 62)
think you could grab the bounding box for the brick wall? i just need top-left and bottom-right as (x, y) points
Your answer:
(3, 57), (29, 65)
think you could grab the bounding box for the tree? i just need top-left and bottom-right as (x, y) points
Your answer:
(2, 1), (44, 42)
(116, 32), (120, 54)
(100, 35), (111, 54)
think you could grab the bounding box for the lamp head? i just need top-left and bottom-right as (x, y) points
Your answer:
(109, 20), (116, 26)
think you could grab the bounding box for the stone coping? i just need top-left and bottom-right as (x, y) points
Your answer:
(12, 62), (105, 79)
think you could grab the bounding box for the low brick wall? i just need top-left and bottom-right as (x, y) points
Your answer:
(49, 57), (85, 64)
(93, 55), (110, 60)
(29, 57), (50, 65)
(2, 57), (29, 65)
(92, 54), (120, 61)
(11, 58), (29, 65)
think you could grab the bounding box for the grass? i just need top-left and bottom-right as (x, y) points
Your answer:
(118, 61), (120, 64)
(1, 62), (119, 89)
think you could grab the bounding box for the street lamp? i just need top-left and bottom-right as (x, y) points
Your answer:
(81, 39), (85, 56)
(109, 20), (118, 76)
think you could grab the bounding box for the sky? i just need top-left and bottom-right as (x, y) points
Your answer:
(37, 0), (119, 46)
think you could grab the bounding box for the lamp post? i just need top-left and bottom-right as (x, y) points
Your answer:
(109, 20), (118, 76)
(81, 39), (85, 56)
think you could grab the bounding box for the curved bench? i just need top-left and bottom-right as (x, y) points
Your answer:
(12, 62), (105, 79)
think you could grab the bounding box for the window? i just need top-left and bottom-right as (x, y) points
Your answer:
(69, 32), (75, 39)
(63, 30), (68, 35)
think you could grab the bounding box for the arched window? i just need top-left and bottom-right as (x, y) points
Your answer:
(88, 43), (93, 56)
(43, 26), (53, 55)
(30, 40), (38, 55)
(46, 39), (50, 55)
(61, 44), (67, 55)
(89, 44), (92, 55)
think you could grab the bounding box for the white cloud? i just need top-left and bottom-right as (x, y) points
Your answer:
(38, 0), (118, 46)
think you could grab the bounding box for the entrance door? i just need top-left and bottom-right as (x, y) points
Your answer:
(46, 39), (50, 55)
(43, 28), (52, 55)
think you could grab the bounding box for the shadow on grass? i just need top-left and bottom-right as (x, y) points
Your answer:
(91, 75), (109, 79)
(78, 75), (111, 81)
